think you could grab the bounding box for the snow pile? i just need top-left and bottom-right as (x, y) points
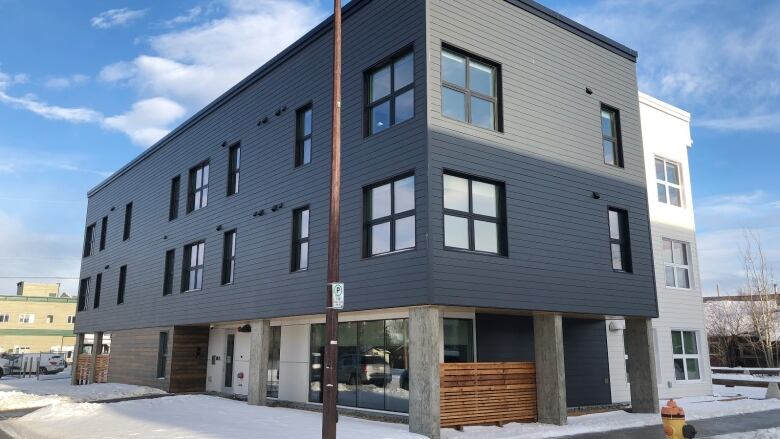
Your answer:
(1, 394), (423, 439)
(713, 373), (780, 383)
(710, 428), (780, 439)
(0, 378), (165, 410)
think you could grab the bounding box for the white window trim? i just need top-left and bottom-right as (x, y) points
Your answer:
(656, 157), (684, 207)
(663, 238), (693, 290)
(672, 329), (702, 382)
(18, 314), (35, 324)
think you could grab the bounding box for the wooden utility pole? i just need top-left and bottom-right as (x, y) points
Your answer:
(322, 1), (342, 438)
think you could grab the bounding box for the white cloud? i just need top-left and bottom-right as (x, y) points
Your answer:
(163, 6), (203, 27)
(0, 90), (102, 123)
(98, 61), (137, 83)
(0, 147), (111, 177)
(44, 74), (89, 89)
(91, 8), (148, 29)
(697, 113), (780, 132)
(103, 97), (187, 146)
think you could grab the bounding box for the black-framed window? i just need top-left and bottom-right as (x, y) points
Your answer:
(123, 202), (133, 241)
(291, 207), (310, 272)
(169, 176), (180, 221)
(187, 161), (209, 213)
(182, 241), (205, 292)
(443, 172), (506, 255)
(93, 273), (102, 309)
(221, 230), (237, 285)
(227, 143), (240, 196)
(83, 223), (95, 257)
(441, 47), (500, 130)
(364, 174), (415, 256)
(77, 277), (90, 312)
(99, 216), (108, 251)
(366, 50), (414, 135)
(444, 318), (474, 363)
(608, 208), (632, 272)
(267, 325), (281, 398)
(163, 249), (175, 296)
(117, 265), (127, 304)
(601, 104), (623, 167)
(295, 105), (312, 167)
(157, 331), (168, 378)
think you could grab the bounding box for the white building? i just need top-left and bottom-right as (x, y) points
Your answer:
(608, 92), (713, 402)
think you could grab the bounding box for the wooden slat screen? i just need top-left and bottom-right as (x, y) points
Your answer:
(440, 362), (537, 429)
(75, 354), (110, 384)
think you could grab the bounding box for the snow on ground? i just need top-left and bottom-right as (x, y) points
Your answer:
(713, 373), (780, 383)
(0, 377), (165, 410)
(710, 428), (780, 439)
(0, 394), (424, 439)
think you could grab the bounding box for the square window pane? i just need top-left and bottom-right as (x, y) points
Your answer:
(674, 359), (686, 380)
(470, 96), (494, 129)
(672, 331), (683, 354)
(469, 61), (493, 96)
(395, 89), (414, 124)
(444, 215), (469, 249)
(657, 183), (668, 203)
(443, 175), (469, 212)
(370, 65), (391, 102)
(611, 243), (623, 270)
(683, 331), (698, 354)
(395, 215), (415, 251)
(371, 222), (391, 255)
(442, 87), (466, 121)
(673, 242), (687, 265)
(300, 210), (310, 238)
(304, 109), (312, 135)
(601, 110), (614, 137)
(666, 163), (680, 185)
(371, 101), (391, 134)
(299, 242), (309, 270)
(676, 268), (690, 288)
(371, 184), (392, 219)
(665, 266), (676, 287)
(655, 158), (666, 181)
(394, 53), (414, 90)
(303, 139), (311, 165)
(608, 210), (620, 240)
(393, 176), (415, 213)
(471, 181), (497, 217)
(686, 359), (700, 380)
(441, 51), (466, 87)
(669, 187), (682, 206)
(474, 220), (498, 253)
(603, 140), (615, 165)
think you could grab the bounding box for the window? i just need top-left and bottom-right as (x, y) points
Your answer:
(441, 48), (499, 130)
(169, 176), (180, 221)
(366, 50), (414, 135)
(187, 161), (210, 213)
(221, 230), (237, 285)
(83, 223), (95, 257)
(291, 207), (310, 271)
(444, 318), (474, 363)
(267, 325), (281, 398)
(364, 174), (415, 256)
(77, 277), (90, 312)
(117, 265), (127, 304)
(664, 239), (691, 289)
(123, 202), (133, 241)
(295, 105), (312, 166)
(608, 208), (632, 272)
(46, 315), (54, 324)
(93, 273), (102, 309)
(157, 332), (168, 378)
(601, 105), (623, 167)
(0, 314), (8, 323)
(18, 314), (35, 324)
(443, 173), (506, 255)
(656, 158), (682, 206)
(163, 249), (175, 296)
(182, 241), (206, 292)
(672, 330), (700, 380)
(67, 315), (75, 324)
(227, 144), (240, 196)
(99, 216), (108, 251)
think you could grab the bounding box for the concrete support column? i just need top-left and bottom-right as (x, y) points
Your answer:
(248, 319), (271, 406)
(409, 306), (442, 439)
(90, 331), (104, 384)
(533, 312), (567, 425)
(625, 318), (659, 413)
(71, 333), (85, 385)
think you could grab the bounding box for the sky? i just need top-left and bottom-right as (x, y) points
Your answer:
(0, 0), (778, 296)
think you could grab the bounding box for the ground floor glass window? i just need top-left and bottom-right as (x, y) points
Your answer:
(672, 330), (700, 380)
(267, 326), (281, 398)
(443, 318), (474, 363)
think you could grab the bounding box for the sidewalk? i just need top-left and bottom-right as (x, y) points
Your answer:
(562, 409), (780, 438)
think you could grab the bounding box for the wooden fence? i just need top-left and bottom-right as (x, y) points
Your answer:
(440, 362), (537, 429)
(75, 354), (110, 384)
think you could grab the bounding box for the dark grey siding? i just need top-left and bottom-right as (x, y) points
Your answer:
(76, 0), (428, 333)
(108, 326), (173, 391)
(426, 0), (657, 317)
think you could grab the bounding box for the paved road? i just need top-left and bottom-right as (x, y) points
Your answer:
(564, 409), (780, 438)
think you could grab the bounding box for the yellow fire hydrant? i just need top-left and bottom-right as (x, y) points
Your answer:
(662, 399), (697, 439)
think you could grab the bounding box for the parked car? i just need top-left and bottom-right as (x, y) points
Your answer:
(38, 354), (66, 374)
(337, 355), (392, 387)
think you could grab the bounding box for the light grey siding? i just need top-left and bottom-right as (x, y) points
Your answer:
(76, 0), (428, 333)
(426, 0), (657, 317)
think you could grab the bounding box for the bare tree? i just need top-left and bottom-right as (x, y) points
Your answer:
(705, 299), (747, 367)
(738, 231), (779, 368)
